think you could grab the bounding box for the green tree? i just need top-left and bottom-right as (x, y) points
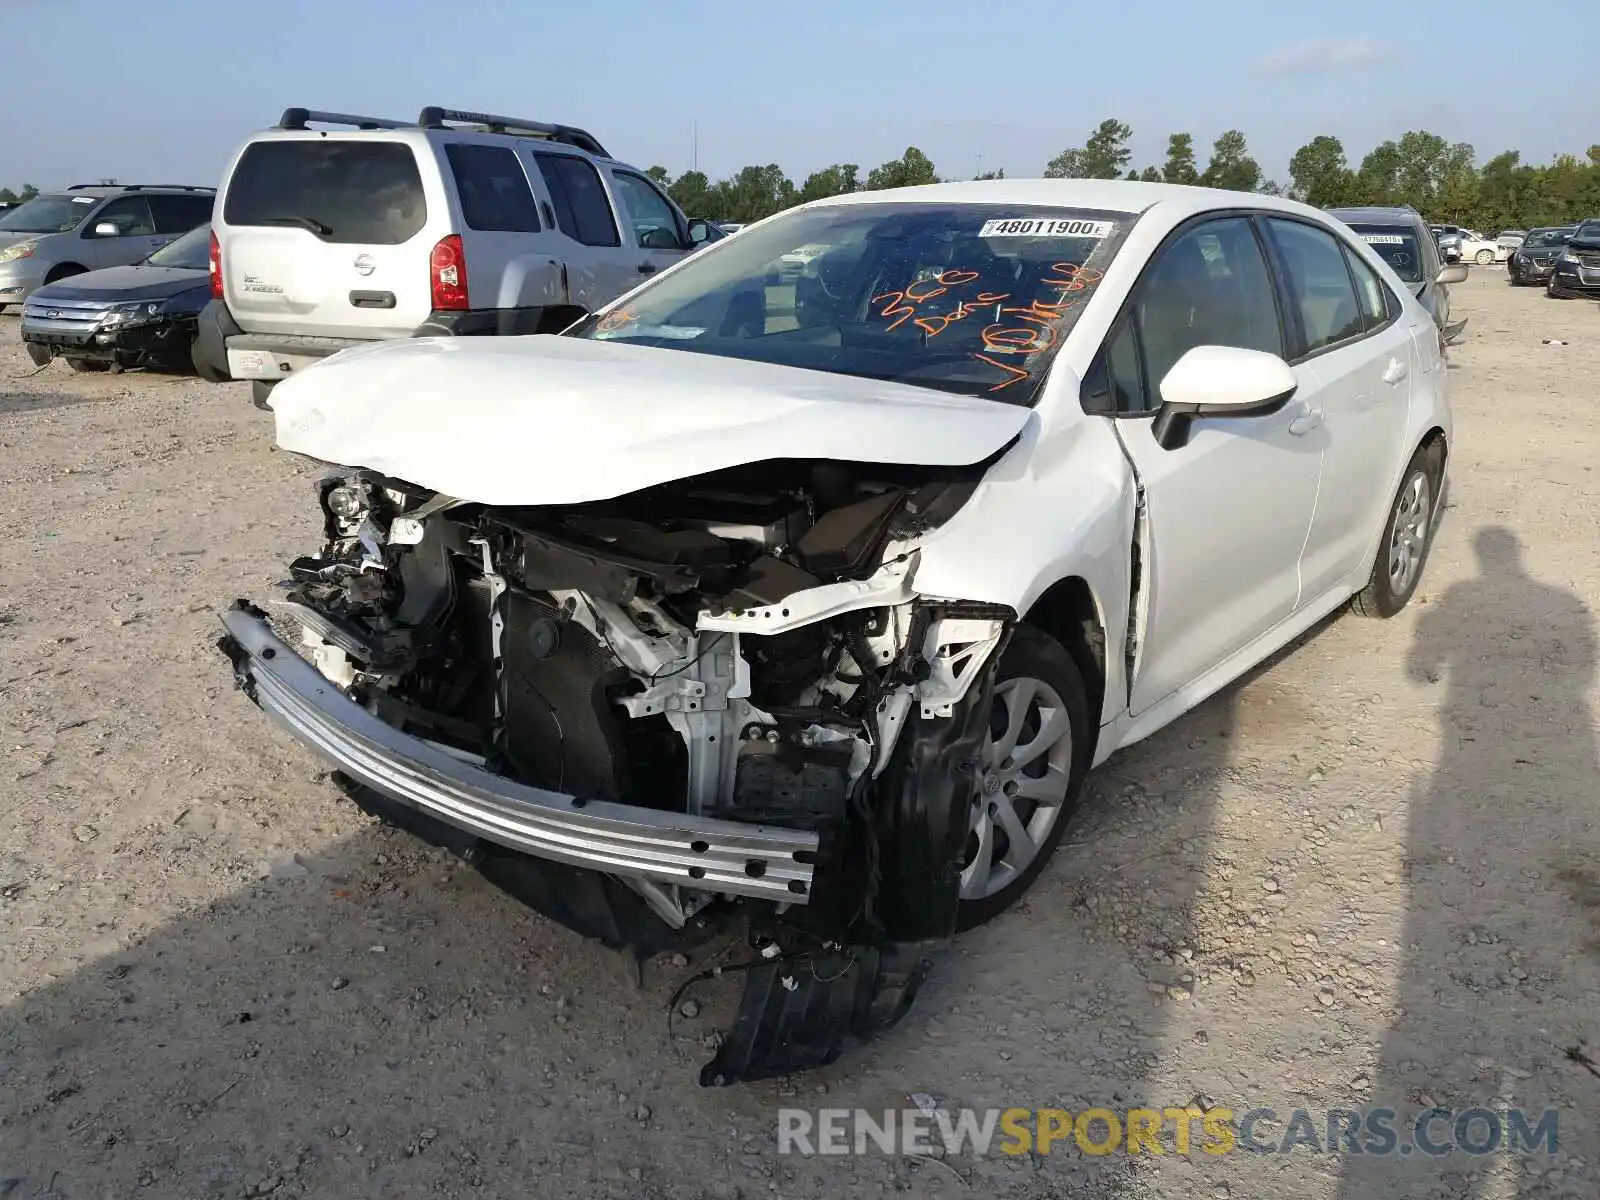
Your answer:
(1138, 166), (1163, 183)
(866, 147), (938, 190)
(667, 170), (713, 218)
(1162, 133), (1199, 185)
(1045, 119), (1133, 179)
(797, 163), (860, 204)
(1200, 130), (1261, 192)
(1357, 141), (1402, 205)
(975, 167), (1006, 180)
(1288, 135), (1358, 207)
(708, 164), (797, 223)
(644, 165), (672, 186)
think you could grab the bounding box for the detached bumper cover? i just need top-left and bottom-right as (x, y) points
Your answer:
(217, 603), (818, 903)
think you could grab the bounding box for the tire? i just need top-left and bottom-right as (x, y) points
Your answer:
(1547, 280), (1565, 299)
(955, 624), (1092, 931)
(64, 357), (108, 373)
(1351, 443), (1441, 619)
(250, 380), (276, 411)
(1474, 249), (1494, 265)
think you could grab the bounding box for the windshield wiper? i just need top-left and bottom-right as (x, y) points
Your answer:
(257, 215), (334, 238)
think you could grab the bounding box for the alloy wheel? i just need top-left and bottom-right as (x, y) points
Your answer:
(959, 675), (1074, 901)
(1387, 470), (1432, 597)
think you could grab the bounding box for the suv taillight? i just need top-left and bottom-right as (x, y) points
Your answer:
(430, 235), (469, 311)
(209, 229), (223, 300)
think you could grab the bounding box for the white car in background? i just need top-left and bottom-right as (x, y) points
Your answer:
(1458, 231), (1502, 265)
(219, 179), (1453, 1084)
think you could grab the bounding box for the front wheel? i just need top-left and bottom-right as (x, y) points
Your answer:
(1547, 279), (1567, 299)
(1475, 249), (1494, 265)
(1351, 444), (1440, 618)
(955, 624), (1091, 931)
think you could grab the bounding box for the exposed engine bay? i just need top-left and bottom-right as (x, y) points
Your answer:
(240, 454), (1018, 1082)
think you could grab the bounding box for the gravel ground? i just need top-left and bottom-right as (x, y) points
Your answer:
(1, 271), (1597, 1200)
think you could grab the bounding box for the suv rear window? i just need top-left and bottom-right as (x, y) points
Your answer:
(224, 140), (426, 245)
(1346, 224), (1426, 283)
(444, 143), (541, 233)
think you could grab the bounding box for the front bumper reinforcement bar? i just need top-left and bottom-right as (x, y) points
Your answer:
(217, 602), (818, 904)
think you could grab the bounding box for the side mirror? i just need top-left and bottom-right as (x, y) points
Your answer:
(1436, 264), (1469, 285)
(1152, 345), (1298, 451)
(92, 221), (121, 237)
(686, 217), (717, 245)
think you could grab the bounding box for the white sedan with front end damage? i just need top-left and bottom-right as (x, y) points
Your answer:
(219, 179), (1452, 1086)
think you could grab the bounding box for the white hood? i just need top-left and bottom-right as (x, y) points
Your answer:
(270, 335), (1031, 506)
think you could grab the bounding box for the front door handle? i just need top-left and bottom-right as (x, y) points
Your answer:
(1288, 406), (1325, 436)
(1382, 357), (1409, 384)
(637, 262), (657, 275)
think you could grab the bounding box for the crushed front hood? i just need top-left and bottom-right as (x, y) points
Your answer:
(270, 335), (1030, 505)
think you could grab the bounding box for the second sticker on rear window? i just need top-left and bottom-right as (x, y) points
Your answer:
(980, 218), (1114, 239)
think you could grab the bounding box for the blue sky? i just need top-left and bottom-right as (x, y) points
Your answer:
(1, 0), (1592, 193)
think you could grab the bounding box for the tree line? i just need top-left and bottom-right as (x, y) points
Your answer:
(0, 184), (41, 204)
(647, 121), (1600, 233)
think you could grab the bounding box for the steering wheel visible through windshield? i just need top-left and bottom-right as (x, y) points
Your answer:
(569, 201), (1137, 405)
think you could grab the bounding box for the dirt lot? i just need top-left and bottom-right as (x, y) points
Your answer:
(2, 272), (1598, 1200)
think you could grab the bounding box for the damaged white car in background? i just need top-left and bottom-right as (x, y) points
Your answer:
(219, 179), (1452, 1085)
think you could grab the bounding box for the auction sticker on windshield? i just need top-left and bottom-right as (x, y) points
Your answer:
(980, 218), (1114, 239)
(1363, 234), (1406, 244)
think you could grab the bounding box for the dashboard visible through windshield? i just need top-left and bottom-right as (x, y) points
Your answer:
(570, 201), (1137, 406)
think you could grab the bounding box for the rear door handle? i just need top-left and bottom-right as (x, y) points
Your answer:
(637, 262), (657, 275)
(1288, 406), (1325, 436)
(1383, 357), (1409, 384)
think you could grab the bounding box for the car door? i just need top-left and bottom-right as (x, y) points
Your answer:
(1260, 217), (1417, 599)
(440, 140), (547, 307)
(607, 168), (692, 278)
(1088, 214), (1325, 717)
(528, 150), (632, 309)
(80, 196), (163, 268)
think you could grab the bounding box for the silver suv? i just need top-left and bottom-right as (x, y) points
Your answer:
(0, 184), (216, 309)
(195, 106), (724, 407)
(1327, 206), (1469, 342)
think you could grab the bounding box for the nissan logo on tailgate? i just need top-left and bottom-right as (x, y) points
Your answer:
(353, 254), (376, 276)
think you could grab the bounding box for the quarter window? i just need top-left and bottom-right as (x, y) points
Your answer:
(1264, 218), (1365, 355)
(533, 153), (621, 248)
(444, 144), (541, 233)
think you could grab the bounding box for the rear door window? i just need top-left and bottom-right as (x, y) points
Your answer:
(1341, 245), (1395, 330)
(533, 153), (621, 247)
(444, 143), (541, 233)
(147, 194), (215, 234)
(1264, 218), (1365, 355)
(223, 140), (427, 245)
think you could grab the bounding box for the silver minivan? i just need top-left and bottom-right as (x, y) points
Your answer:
(0, 185), (215, 309)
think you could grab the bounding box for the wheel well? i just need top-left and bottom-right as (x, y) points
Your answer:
(45, 263), (87, 283)
(1419, 426), (1448, 480)
(1022, 577), (1107, 739)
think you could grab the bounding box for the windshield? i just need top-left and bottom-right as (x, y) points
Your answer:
(1349, 225), (1427, 283)
(1525, 229), (1572, 249)
(1573, 221), (1600, 243)
(0, 193), (97, 234)
(146, 223), (211, 269)
(569, 202), (1136, 405)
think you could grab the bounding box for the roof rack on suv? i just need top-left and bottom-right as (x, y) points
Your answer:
(67, 182), (217, 192)
(416, 106), (610, 158)
(276, 108), (410, 131)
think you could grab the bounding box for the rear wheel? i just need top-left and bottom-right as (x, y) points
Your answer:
(1351, 443), (1441, 618)
(956, 625), (1090, 931)
(1474, 249), (1494, 265)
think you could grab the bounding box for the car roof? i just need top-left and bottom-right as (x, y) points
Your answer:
(813, 178), (1330, 224)
(1327, 206), (1427, 227)
(41, 185), (213, 199)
